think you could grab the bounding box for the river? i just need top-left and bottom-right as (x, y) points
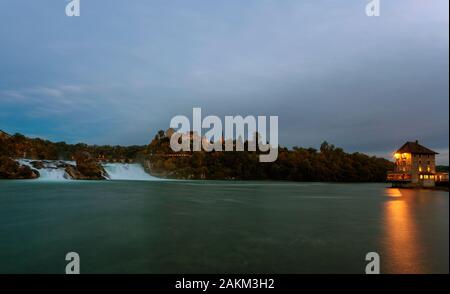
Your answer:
(0, 180), (448, 273)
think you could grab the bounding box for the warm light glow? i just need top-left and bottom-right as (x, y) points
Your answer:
(383, 190), (424, 273)
(394, 153), (400, 160)
(386, 188), (402, 197)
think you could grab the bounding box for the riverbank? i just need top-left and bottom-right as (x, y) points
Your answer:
(389, 183), (449, 192)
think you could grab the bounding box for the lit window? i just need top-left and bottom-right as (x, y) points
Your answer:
(420, 175), (423, 179)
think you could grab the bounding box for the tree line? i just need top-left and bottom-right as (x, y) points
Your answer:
(0, 133), (145, 162)
(1, 130), (395, 182)
(144, 130), (394, 182)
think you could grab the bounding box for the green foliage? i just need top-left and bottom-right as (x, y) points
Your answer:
(436, 165), (449, 172)
(0, 133), (146, 162)
(145, 130), (394, 182)
(0, 129), (395, 182)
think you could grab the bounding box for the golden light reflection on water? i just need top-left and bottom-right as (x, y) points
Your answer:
(383, 189), (425, 273)
(386, 188), (402, 198)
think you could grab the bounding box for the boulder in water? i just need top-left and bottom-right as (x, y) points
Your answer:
(30, 160), (45, 169)
(64, 164), (88, 180)
(64, 152), (107, 180)
(0, 156), (39, 179)
(55, 161), (69, 168)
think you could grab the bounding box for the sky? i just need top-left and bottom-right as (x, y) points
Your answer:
(0, 0), (449, 164)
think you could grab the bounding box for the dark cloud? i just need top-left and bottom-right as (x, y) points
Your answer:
(0, 0), (448, 163)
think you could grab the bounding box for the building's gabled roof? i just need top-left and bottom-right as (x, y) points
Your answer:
(396, 141), (438, 155)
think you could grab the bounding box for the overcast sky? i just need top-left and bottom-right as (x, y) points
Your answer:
(0, 0), (448, 164)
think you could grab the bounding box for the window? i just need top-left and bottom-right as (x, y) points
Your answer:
(420, 175), (423, 179)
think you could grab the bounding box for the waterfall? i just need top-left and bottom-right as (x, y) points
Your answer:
(103, 163), (159, 181)
(16, 160), (159, 181)
(18, 159), (73, 181)
(36, 167), (71, 181)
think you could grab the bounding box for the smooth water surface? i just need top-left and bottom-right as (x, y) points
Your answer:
(0, 181), (448, 273)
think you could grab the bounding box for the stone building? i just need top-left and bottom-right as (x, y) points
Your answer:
(387, 140), (447, 187)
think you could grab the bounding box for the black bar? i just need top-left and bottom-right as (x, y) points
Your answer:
(0, 274), (448, 292)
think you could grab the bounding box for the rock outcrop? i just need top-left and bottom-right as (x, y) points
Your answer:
(64, 165), (87, 180)
(64, 151), (107, 180)
(0, 156), (39, 179)
(30, 160), (68, 170)
(30, 160), (45, 169)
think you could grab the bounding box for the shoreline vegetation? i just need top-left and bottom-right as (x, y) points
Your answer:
(1, 129), (448, 185)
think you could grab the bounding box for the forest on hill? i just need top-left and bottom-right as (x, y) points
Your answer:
(0, 132), (145, 162)
(1, 130), (395, 182)
(144, 130), (394, 182)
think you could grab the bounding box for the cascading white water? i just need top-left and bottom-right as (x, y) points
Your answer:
(103, 163), (158, 181)
(16, 159), (158, 181)
(18, 159), (72, 181)
(35, 168), (70, 181)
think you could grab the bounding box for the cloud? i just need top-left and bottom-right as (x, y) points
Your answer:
(29, 86), (64, 98)
(0, 0), (448, 157)
(0, 84), (98, 118)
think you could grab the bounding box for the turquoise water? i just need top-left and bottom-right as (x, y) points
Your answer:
(0, 180), (448, 273)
